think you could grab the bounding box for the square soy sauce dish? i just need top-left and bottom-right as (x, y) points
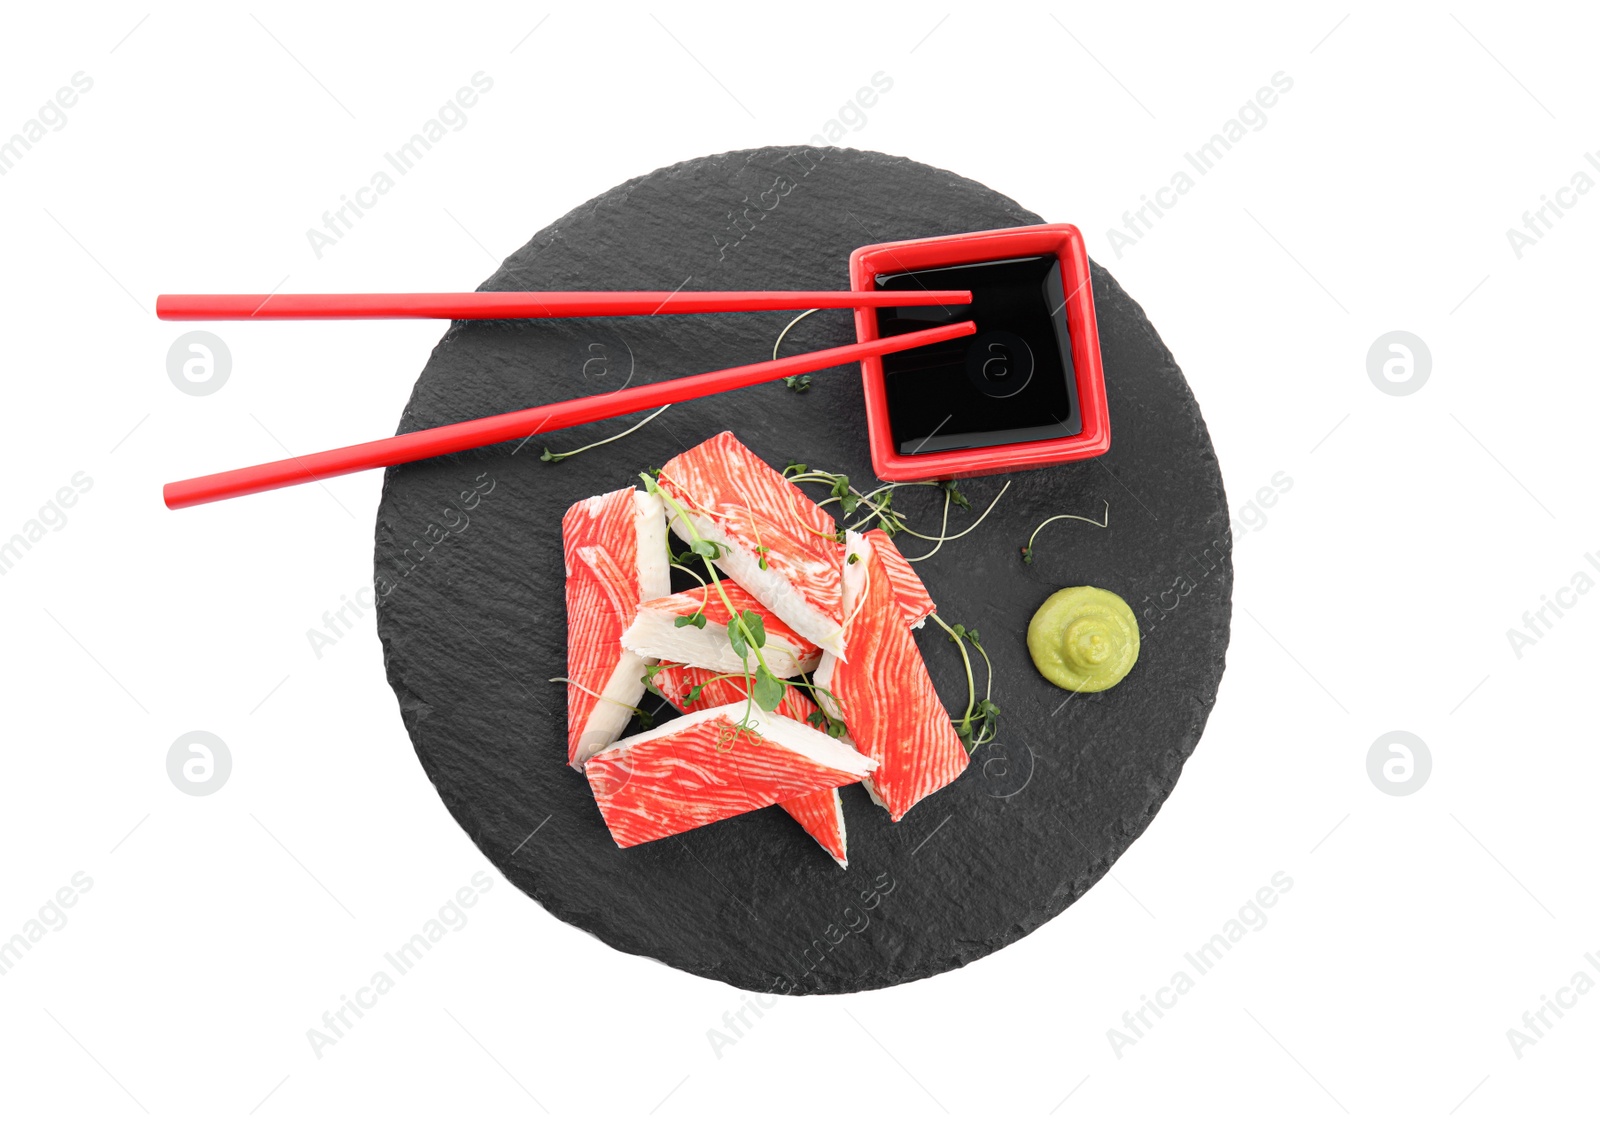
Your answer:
(849, 224), (1109, 481)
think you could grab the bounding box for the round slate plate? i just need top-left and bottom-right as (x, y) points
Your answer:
(374, 147), (1232, 994)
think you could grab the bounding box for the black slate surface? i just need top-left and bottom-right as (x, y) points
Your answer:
(373, 147), (1232, 994)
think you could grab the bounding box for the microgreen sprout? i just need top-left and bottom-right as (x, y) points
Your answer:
(772, 309), (821, 392)
(645, 654), (853, 744)
(725, 609), (767, 657)
(806, 708), (850, 740)
(782, 467), (1009, 564)
(827, 475), (860, 515)
(1021, 500), (1109, 565)
(903, 481), (1011, 563)
(550, 676), (660, 729)
(643, 472), (794, 743)
(846, 487), (902, 535)
(541, 404), (670, 463)
(929, 614), (999, 751)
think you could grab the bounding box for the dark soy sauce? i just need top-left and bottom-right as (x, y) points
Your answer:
(875, 255), (1080, 455)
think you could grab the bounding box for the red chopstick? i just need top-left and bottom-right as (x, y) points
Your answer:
(155, 290), (972, 321)
(164, 320), (976, 509)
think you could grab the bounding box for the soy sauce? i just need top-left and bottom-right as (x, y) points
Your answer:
(875, 255), (1080, 455)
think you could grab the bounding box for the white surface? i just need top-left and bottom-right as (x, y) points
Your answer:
(0, 2), (1594, 1123)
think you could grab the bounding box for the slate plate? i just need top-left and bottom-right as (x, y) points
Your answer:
(373, 147), (1232, 994)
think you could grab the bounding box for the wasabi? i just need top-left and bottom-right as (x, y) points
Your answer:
(1027, 586), (1139, 693)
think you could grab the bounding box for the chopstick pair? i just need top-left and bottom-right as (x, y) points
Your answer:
(159, 290), (975, 509)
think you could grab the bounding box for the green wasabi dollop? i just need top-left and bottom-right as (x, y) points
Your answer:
(1027, 586), (1139, 693)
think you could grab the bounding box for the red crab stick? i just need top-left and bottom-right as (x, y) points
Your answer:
(155, 290), (972, 320)
(163, 320), (976, 509)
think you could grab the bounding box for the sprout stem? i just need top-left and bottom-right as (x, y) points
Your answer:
(772, 308), (821, 360)
(900, 481), (1012, 560)
(542, 404), (670, 463)
(1022, 500), (1108, 564)
(929, 613), (977, 726)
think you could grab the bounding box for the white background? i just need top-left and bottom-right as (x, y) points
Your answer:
(1, 2), (1594, 1123)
